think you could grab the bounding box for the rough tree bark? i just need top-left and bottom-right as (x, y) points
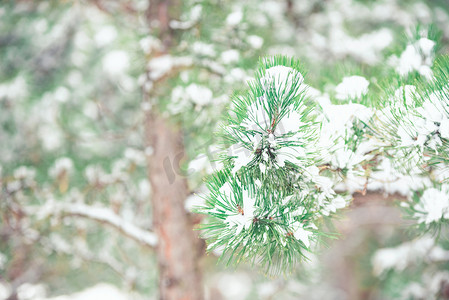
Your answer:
(144, 1), (204, 300)
(145, 112), (203, 300)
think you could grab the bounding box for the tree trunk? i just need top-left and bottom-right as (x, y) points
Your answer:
(145, 111), (203, 300)
(144, 1), (203, 298)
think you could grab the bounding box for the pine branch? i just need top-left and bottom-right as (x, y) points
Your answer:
(198, 56), (351, 275)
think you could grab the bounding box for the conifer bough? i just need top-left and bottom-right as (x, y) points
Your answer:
(198, 56), (350, 275)
(199, 52), (449, 275)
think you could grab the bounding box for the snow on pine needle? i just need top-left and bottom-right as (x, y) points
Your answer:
(224, 56), (319, 181)
(198, 170), (319, 275)
(373, 52), (449, 233)
(374, 54), (449, 175)
(197, 56), (350, 275)
(401, 183), (449, 234)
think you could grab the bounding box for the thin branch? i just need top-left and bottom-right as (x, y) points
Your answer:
(145, 55), (226, 88)
(60, 203), (157, 248)
(146, 55), (193, 83)
(197, 59), (226, 76)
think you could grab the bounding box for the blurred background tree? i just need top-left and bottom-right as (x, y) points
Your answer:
(1, 0), (449, 299)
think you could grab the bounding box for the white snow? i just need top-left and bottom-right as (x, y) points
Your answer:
(14, 166), (36, 181)
(330, 147), (365, 171)
(188, 151), (219, 175)
(242, 99), (270, 131)
(54, 86), (70, 103)
(224, 67), (249, 83)
(247, 35), (264, 49)
(94, 26), (117, 47)
(168, 83), (214, 113)
(335, 75), (369, 100)
(124, 148), (146, 166)
(63, 203), (158, 247)
(320, 103), (373, 144)
(322, 195), (347, 216)
(138, 179), (151, 198)
(0, 283), (10, 300)
(417, 37), (436, 57)
(170, 4), (202, 29)
(83, 101), (99, 119)
(185, 193), (206, 212)
(226, 10), (243, 26)
(147, 55), (193, 81)
(325, 26), (394, 65)
(85, 165), (111, 185)
(192, 42), (216, 57)
(372, 235), (449, 276)
(418, 97), (448, 124)
(0, 252), (6, 270)
(45, 283), (132, 300)
(49, 157), (74, 179)
(348, 29), (393, 64)
(185, 84), (213, 106)
(394, 85), (416, 106)
(414, 186), (449, 224)
(219, 182), (233, 198)
(291, 222), (313, 248)
(440, 119), (449, 139)
(402, 271), (449, 300)
(225, 190), (257, 234)
(262, 65), (304, 98)
(215, 272), (252, 300)
(139, 36), (161, 54)
(368, 157), (431, 196)
(220, 49), (240, 64)
(17, 283), (47, 300)
(0, 75), (28, 100)
(230, 144), (253, 174)
(274, 109), (303, 135)
(396, 45), (422, 75)
(393, 38), (435, 79)
(102, 50), (129, 76)
(275, 146), (304, 167)
(39, 125), (64, 151)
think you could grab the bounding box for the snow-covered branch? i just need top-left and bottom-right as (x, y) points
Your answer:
(144, 55), (226, 93)
(29, 201), (157, 248)
(169, 4), (202, 30)
(196, 59), (226, 76)
(60, 203), (157, 248)
(146, 55), (193, 82)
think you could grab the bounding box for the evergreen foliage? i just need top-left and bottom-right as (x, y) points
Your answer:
(200, 33), (449, 280)
(2, 0), (449, 299)
(199, 56), (350, 275)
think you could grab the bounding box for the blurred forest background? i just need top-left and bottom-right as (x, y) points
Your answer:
(1, 0), (449, 299)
